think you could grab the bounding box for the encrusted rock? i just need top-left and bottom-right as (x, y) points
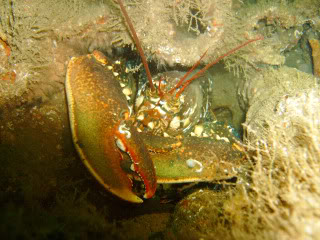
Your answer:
(238, 66), (318, 143)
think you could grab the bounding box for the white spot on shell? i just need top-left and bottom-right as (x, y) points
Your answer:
(183, 117), (190, 127)
(155, 106), (167, 116)
(128, 106), (133, 117)
(122, 87), (132, 96)
(130, 164), (135, 172)
(163, 102), (171, 112)
(194, 124), (204, 137)
(137, 113), (144, 121)
(116, 138), (126, 151)
(148, 121), (155, 130)
(186, 159), (196, 168)
(186, 159), (203, 173)
(221, 137), (230, 143)
(135, 95), (144, 108)
(216, 135), (230, 143)
(118, 122), (131, 138)
(179, 95), (185, 103)
(170, 116), (180, 129)
(150, 96), (160, 103)
(163, 132), (169, 137)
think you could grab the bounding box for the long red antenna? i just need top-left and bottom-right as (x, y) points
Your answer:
(175, 36), (264, 97)
(168, 48), (209, 95)
(116, 0), (155, 91)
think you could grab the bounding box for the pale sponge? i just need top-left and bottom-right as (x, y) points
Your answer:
(242, 88), (320, 239)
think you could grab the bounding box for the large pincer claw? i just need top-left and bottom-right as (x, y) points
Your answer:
(65, 52), (156, 203)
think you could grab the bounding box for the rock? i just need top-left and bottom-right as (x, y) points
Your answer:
(237, 66), (317, 142)
(169, 189), (233, 240)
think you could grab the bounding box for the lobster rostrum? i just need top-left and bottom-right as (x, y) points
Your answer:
(65, 0), (262, 203)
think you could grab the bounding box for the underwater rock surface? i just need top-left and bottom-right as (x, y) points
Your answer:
(238, 66), (318, 142)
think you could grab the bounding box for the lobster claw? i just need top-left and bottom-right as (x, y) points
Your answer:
(65, 51), (157, 203)
(115, 119), (157, 199)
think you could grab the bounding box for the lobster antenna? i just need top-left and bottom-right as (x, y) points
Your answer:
(175, 36), (264, 97)
(168, 48), (209, 95)
(116, 0), (155, 91)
